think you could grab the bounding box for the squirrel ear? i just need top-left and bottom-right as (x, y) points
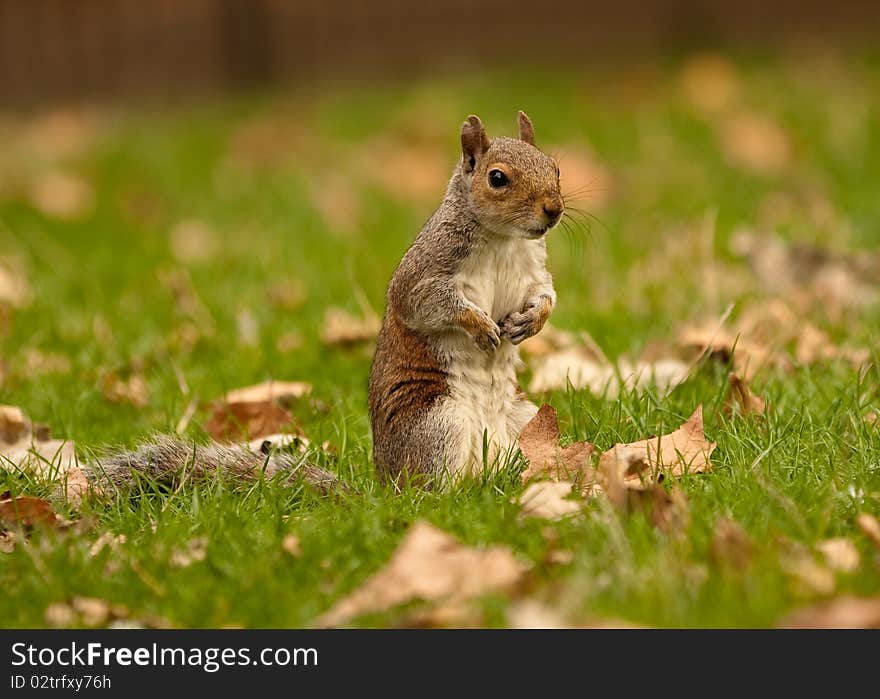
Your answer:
(461, 115), (489, 172)
(518, 111), (535, 146)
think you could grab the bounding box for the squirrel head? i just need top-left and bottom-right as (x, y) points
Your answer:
(459, 111), (563, 239)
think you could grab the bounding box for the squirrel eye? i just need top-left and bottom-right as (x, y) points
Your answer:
(488, 169), (509, 188)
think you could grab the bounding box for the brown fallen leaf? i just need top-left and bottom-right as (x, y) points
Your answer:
(0, 259), (32, 308)
(856, 513), (880, 550)
(394, 600), (487, 629)
(731, 230), (880, 316)
(319, 306), (380, 346)
(204, 400), (295, 443)
(89, 532), (127, 558)
(597, 406), (715, 500)
(518, 481), (583, 521)
(0, 405), (90, 505)
(517, 404), (594, 483)
(0, 529), (16, 553)
(168, 219), (218, 264)
(236, 308), (259, 347)
(518, 324), (579, 359)
(506, 599), (573, 629)
(677, 53), (742, 114)
(23, 348), (71, 376)
(315, 521), (527, 627)
(725, 372), (767, 417)
(225, 380), (312, 406)
(99, 371), (149, 408)
(170, 537), (208, 568)
(28, 171), (95, 220)
(0, 493), (62, 529)
(780, 596), (880, 629)
(266, 279), (307, 311)
(816, 538), (860, 573)
(678, 322), (784, 379)
(45, 597), (131, 629)
(719, 111), (791, 175)
(711, 517), (754, 569)
(527, 336), (689, 397)
(282, 534), (302, 557)
(780, 543), (836, 597)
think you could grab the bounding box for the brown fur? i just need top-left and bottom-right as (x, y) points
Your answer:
(369, 111), (562, 481)
(518, 110), (535, 145)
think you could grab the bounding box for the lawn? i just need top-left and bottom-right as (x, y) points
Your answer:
(1, 48), (879, 628)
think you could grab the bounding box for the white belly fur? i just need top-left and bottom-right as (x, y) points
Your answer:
(438, 235), (547, 476)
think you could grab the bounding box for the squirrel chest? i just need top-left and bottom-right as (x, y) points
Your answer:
(455, 235), (548, 324)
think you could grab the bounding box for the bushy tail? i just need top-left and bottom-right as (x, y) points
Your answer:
(85, 435), (343, 495)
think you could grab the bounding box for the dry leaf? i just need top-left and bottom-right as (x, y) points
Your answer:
(816, 538), (860, 573)
(780, 543), (836, 596)
(719, 111), (791, 175)
(856, 513), (880, 549)
(678, 322), (783, 379)
(0, 404), (89, 504)
(100, 372), (149, 408)
(44, 602), (77, 628)
(28, 171), (95, 219)
(236, 308), (259, 347)
(518, 481), (583, 520)
(731, 230), (880, 316)
(528, 349), (689, 398)
(23, 349), (71, 376)
(506, 600), (573, 629)
(711, 517), (753, 569)
(678, 53), (742, 114)
(0, 493), (62, 529)
(170, 537), (208, 568)
(518, 324), (579, 358)
(282, 534), (302, 557)
(780, 596), (880, 629)
(0, 259), (32, 308)
(309, 173), (362, 234)
(266, 280), (307, 310)
(225, 380), (312, 406)
(204, 401), (294, 442)
(0, 405), (29, 442)
(598, 406), (715, 496)
(45, 597), (130, 628)
(89, 532), (127, 558)
(725, 372), (767, 417)
(168, 219), (218, 264)
(517, 404), (594, 483)
(319, 306), (380, 346)
(0, 529), (16, 553)
(315, 521), (527, 627)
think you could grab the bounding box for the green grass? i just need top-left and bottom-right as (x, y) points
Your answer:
(2, 48), (880, 627)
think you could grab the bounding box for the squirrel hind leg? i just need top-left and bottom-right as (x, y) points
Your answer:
(374, 406), (461, 489)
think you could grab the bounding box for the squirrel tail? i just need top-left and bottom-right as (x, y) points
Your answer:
(84, 434), (343, 496)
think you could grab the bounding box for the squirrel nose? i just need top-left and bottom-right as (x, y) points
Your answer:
(543, 200), (563, 223)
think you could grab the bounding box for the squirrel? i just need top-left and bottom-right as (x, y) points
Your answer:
(369, 111), (562, 485)
(5, 112), (561, 499)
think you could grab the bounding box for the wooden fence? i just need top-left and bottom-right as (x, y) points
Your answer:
(1, 0), (878, 106)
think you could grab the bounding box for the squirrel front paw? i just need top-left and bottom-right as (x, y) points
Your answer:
(458, 305), (501, 352)
(499, 295), (553, 345)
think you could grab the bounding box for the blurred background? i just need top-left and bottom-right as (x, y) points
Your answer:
(1, 1), (879, 446)
(2, 0), (880, 105)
